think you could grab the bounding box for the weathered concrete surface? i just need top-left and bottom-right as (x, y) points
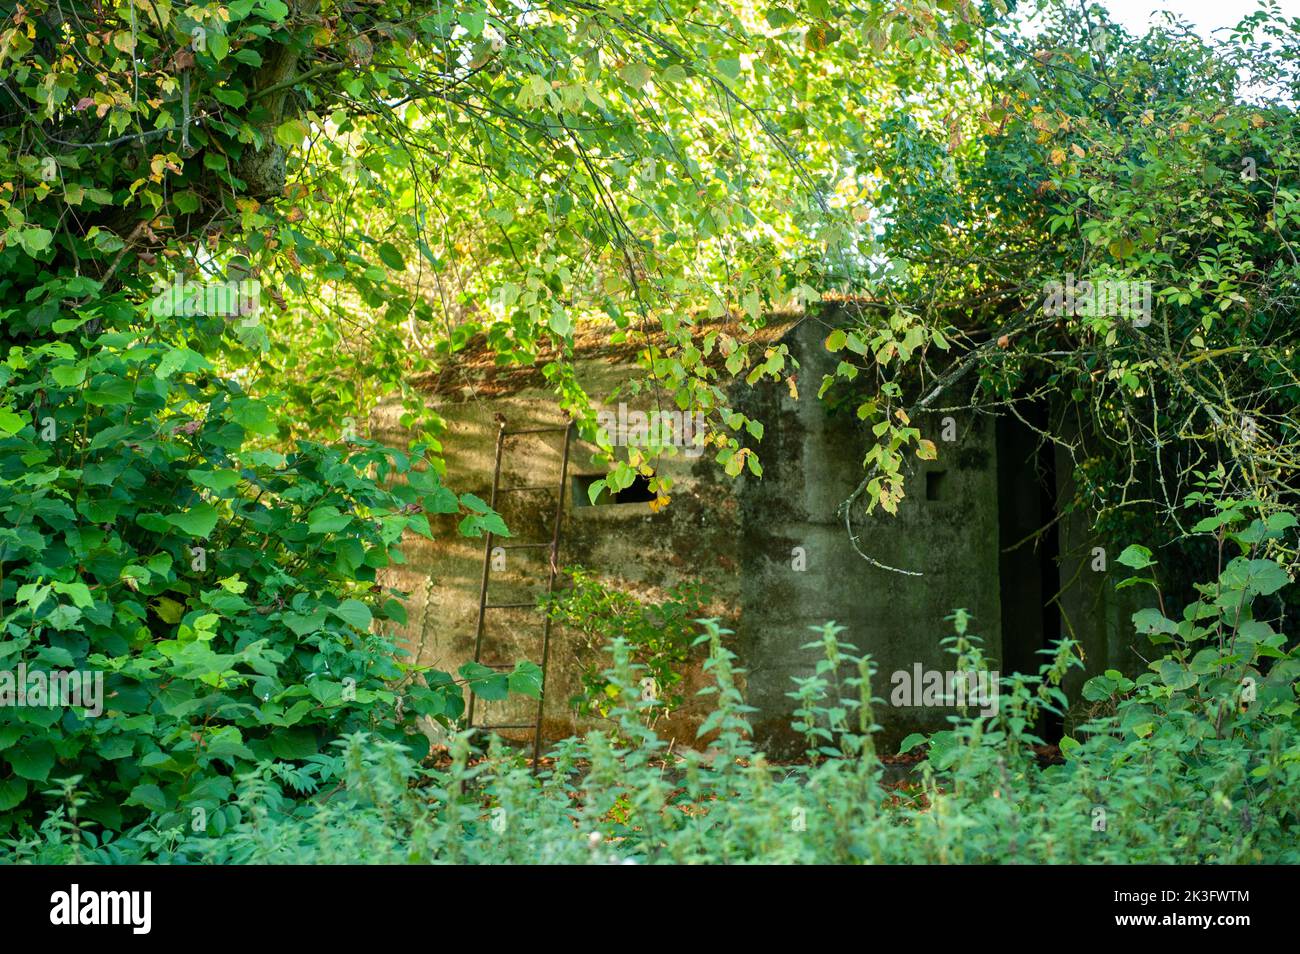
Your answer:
(734, 319), (1003, 756)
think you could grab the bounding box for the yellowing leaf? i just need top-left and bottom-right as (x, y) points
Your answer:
(619, 63), (652, 89)
(154, 597), (186, 625)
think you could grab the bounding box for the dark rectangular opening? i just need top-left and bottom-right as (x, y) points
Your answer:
(925, 470), (947, 501)
(996, 404), (1063, 742)
(572, 473), (656, 506)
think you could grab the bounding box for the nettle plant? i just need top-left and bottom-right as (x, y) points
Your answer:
(16, 608), (1291, 865)
(0, 288), (534, 834)
(6, 598), (1298, 864)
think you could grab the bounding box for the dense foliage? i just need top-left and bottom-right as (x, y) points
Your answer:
(0, 0), (1296, 862)
(827, 3), (1300, 561)
(0, 0), (971, 836)
(11, 512), (1297, 862)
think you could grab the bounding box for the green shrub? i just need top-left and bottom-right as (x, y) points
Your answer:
(6, 493), (1294, 864)
(9, 539), (1293, 863)
(0, 299), (532, 834)
(543, 568), (709, 720)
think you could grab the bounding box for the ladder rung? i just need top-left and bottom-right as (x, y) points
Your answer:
(498, 485), (554, 493)
(484, 601), (540, 609)
(503, 426), (570, 436)
(499, 542), (551, 550)
(476, 723), (537, 730)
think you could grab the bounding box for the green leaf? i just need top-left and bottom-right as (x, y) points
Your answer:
(460, 662), (509, 700)
(85, 378), (134, 405)
(174, 191), (201, 214)
(14, 226), (53, 255)
(0, 410), (25, 435)
(157, 346), (209, 379)
(1221, 557), (1289, 597)
(274, 119), (309, 150)
(478, 512), (509, 536)
(268, 728), (318, 760)
(283, 609), (326, 637)
(166, 504), (220, 539)
(154, 597), (186, 624)
(230, 398), (277, 437)
(548, 307), (572, 336)
(1264, 512), (1299, 532)
(188, 469), (241, 492)
(307, 506), (352, 534)
(254, 0), (290, 20)
(1115, 545), (1155, 570)
(8, 741), (55, 781)
(1158, 659), (1198, 691)
(208, 31), (230, 62)
(53, 581), (93, 608)
(124, 782), (169, 812)
(51, 363), (86, 387)
(97, 736), (135, 760)
(619, 62), (652, 89)
(424, 486), (459, 514)
(1131, 607), (1177, 636)
(211, 86), (246, 108)
(897, 733), (928, 754)
(381, 599), (408, 625)
(508, 660), (543, 698)
(376, 242), (405, 270)
(0, 778), (27, 812)
(331, 599), (372, 631)
(52, 314), (95, 333)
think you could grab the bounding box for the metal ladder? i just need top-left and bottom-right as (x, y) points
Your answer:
(465, 419), (573, 767)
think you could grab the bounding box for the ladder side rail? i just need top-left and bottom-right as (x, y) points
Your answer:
(532, 421), (574, 767)
(466, 421), (508, 730)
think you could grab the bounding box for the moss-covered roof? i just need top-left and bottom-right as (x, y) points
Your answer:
(413, 308), (811, 401)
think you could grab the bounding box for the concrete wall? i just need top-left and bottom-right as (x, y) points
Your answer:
(733, 319), (1003, 756)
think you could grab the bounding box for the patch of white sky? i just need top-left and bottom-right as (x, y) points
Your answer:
(1092, 0), (1300, 40)
(1021, 0), (1300, 102)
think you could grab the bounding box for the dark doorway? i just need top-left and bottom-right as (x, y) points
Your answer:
(996, 404), (1064, 742)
